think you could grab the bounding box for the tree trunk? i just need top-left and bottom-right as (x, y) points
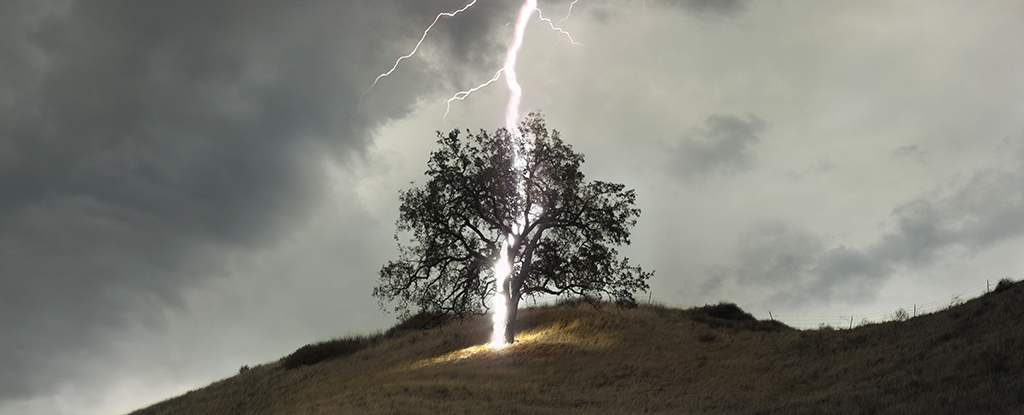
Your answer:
(503, 295), (519, 344)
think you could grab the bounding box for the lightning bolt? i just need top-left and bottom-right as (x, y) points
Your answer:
(488, 0), (539, 349)
(355, 0), (478, 117)
(500, 0), (537, 134)
(558, 0), (581, 25)
(443, 68), (505, 120)
(537, 7), (583, 46)
(359, 0), (583, 349)
(443, 2), (582, 122)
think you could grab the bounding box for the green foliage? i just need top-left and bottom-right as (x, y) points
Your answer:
(374, 112), (652, 342)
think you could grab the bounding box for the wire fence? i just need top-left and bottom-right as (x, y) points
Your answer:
(646, 269), (1024, 330)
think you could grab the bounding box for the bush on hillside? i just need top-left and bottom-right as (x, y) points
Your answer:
(281, 336), (368, 370)
(555, 294), (635, 312)
(695, 302), (756, 322)
(890, 308), (910, 322)
(384, 311), (454, 337)
(281, 311), (457, 370)
(994, 278), (1016, 294)
(690, 302), (791, 332)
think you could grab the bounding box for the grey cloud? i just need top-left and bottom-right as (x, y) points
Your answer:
(663, 0), (749, 17)
(0, 0), (511, 403)
(671, 114), (765, 179)
(710, 139), (1024, 306)
(725, 221), (887, 305)
(893, 144), (928, 162)
(557, 0), (748, 27)
(397, 0), (509, 68)
(893, 145), (925, 157)
(735, 221), (828, 285)
(873, 155), (1024, 265)
(786, 158), (833, 180)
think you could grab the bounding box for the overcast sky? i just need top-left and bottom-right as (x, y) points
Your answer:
(2, 1), (1023, 413)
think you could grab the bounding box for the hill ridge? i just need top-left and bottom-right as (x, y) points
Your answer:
(130, 280), (1024, 414)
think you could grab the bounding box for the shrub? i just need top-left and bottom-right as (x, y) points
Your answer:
(384, 311), (453, 338)
(554, 294), (604, 309)
(694, 302), (756, 322)
(755, 319), (793, 331)
(945, 294), (965, 310)
(994, 278), (1016, 294)
(688, 302), (790, 332)
(280, 310), (461, 370)
(281, 336), (367, 370)
(891, 308), (910, 322)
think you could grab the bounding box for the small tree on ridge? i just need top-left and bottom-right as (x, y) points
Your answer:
(374, 112), (652, 344)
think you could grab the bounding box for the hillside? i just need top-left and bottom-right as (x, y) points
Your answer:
(130, 280), (1024, 414)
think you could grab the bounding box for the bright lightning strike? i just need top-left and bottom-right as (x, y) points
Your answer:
(442, 0), (581, 349)
(488, 0), (545, 350)
(442, 2), (580, 121)
(443, 3), (582, 122)
(500, 0), (536, 135)
(359, 0), (582, 350)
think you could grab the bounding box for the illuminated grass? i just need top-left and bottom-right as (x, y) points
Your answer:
(130, 280), (1024, 415)
(409, 319), (615, 371)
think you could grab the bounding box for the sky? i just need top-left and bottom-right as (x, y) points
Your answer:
(2, 0), (1023, 413)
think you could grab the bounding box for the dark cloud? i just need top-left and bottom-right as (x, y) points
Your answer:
(0, 0), (510, 403)
(671, 114), (765, 179)
(873, 149), (1024, 265)
(709, 140), (1024, 306)
(713, 221), (888, 306)
(396, 0), (509, 69)
(662, 0), (749, 17)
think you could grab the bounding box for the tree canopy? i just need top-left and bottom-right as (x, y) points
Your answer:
(374, 112), (652, 343)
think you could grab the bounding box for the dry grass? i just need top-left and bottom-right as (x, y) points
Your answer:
(129, 281), (1024, 415)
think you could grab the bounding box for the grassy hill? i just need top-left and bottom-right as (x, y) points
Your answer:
(129, 280), (1024, 414)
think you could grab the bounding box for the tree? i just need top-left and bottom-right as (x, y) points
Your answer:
(374, 112), (652, 344)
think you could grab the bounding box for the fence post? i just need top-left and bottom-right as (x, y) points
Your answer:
(769, 311), (774, 322)
(849, 316), (853, 330)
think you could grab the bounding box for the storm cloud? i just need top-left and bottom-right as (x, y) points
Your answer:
(0, 0), (513, 404)
(662, 0), (749, 17)
(671, 114), (765, 179)
(710, 139), (1024, 306)
(3, 1), (1023, 413)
